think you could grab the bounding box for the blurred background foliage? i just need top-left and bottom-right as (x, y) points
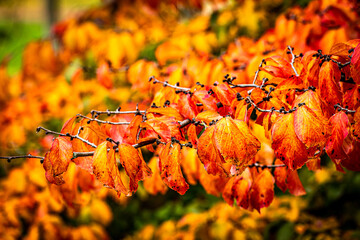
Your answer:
(0, 0), (359, 239)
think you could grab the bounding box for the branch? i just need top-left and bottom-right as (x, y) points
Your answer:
(287, 46), (299, 77)
(253, 59), (265, 84)
(90, 107), (146, 118)
(246, 96), (305, 114)
(248, 162), (286, 169)
(334, 104), (356, 113)
(37, 126), (97, 148)
(149, 76), (191, 92)
(0, 154), (44, 163)
(72, 119), (192, 158)
(77, 114), (131, 125)
(230, 83), (260, 89)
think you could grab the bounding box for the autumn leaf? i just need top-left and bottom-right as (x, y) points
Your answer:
(325, 112), (350, 163)
(350, 43), (360, 85)
(249, 169), (275, 213)
(352, 107), (360, 141)
(272, 113), (308, 170)
(274, 159), (287, 192)
(214, 117), (260, 169)
(287, 170), (306, 196)
(158, 142), (189, 195)
(195, 110), (222, 125)
(318, 61), (342, 113)
(222, 168), (252, 209)
(43, 137), (73, 185)
(197, 125), (228, 177)
(143, 157), (168, 195)
(192, 89), (218, 111)
(118, 143), (152, 195)
(293, 105), (330, 149)
(92, 142), (115, 189)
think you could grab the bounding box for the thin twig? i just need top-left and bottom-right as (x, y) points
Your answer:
(230, 83), (260, 89)
(248, 162), (286, 168)
(334, 104), (356, 113)
(37, 126), (97, 148)
(246, 96), (304, 114)
(77, 114), (131, 125)
(253, 59), (265, 84)
(72, 119), (192, 158)
(90, 108), (146, 118)
(287, 46), (299, 77)
(0, 154), (44, 163)
(149, 76), (191, 92)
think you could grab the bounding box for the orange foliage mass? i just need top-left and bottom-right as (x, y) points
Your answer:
(0, 0), (360, 238)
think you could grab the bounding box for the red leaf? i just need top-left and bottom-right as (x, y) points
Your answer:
(274, 159), (287, 192)
(143, 157), (168, 195)
(193, 89), (218, 111)
(92, 142), (114, 188)
(222, 169), (252, 209)
(211, 83), (236, 106)
(197, 125), (228, 177)
(318, 61), (342, 114)
(325, 112), (350, 163)
(350, 43), (360, 85)
(195, 110), (222, 125)
(159, 142), (189, 195)
(60, 116), (76, 134)
(214, 117), (260, 169)
(177, 94), (198, 119)
(118, 143), (152, 195)
(294, 105), (330, 148)
(43, 137), (73, 185)
(147, 107), (184, 121)
(272, 113), (308, 170)
(287, 170), (306, 196)
(352, 107), (360, 141)
(249, 169), (275, 213)
(261, 56), (295, 78)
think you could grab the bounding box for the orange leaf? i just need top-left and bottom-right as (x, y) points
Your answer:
(199, 165), (228, 197)
(274, 159), (287, 192)
(60, 116), (76, 134)
(180, 148), (200, 185)
(276, 76), (304, 91)
(118, 143), (152, 195)
(318, 61), (342, 113)
(287, 170), (306, 196)
(147, 107), (184, 121)
(294, 105), (330, 148)
(158, 142), (189, 195)
(325, 112), (350, 162)
(197, 125), (228, 177)
(352, 107), (360, 141)
(143, 157), (168, 195)
(92, 142), (115, 189)
(192, 89), (218, 111)
(222, 169), (252, 209)
(261, 56), (295, 78)
(249, 169), (274, 213)
(43, 137), (73, 185)
(176, 94), (198, 120)
(301, 51), (320, 88)
(195, 110), (222, 125)
(293, 90), (328, 118)
(350, 43), (360, 85)
(272, 113), (308, 170)
(92, 141), (128, 195)
(211, 83), (236, 106)
(214, 117), (260, 169)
